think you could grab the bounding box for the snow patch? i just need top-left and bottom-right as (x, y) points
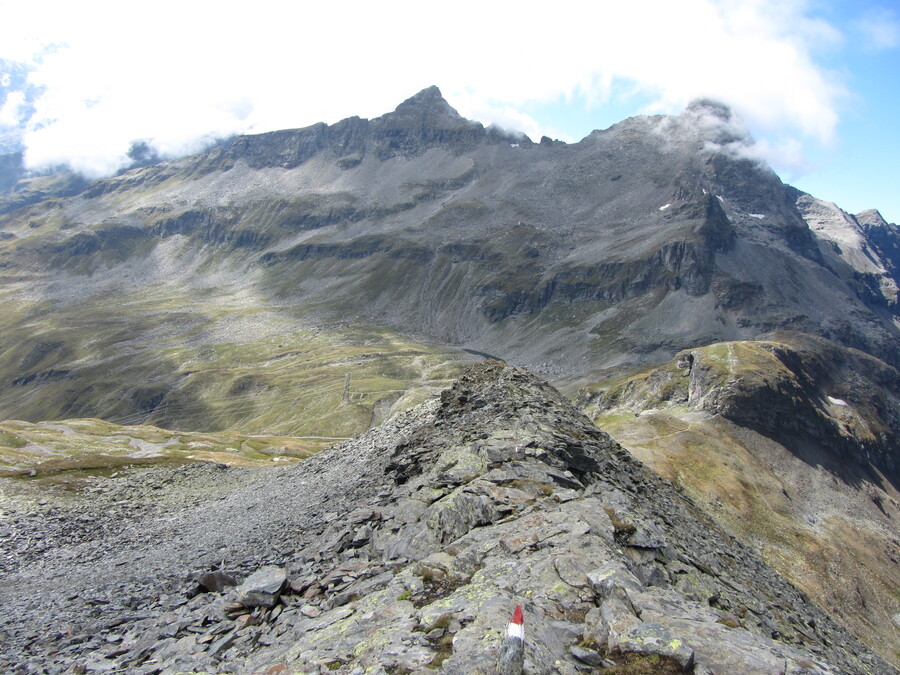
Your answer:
(659, 203), (671, 211)
(716, 195), (724, 202)
(748, 214), (766, 219)
(827, 396), (848, 407)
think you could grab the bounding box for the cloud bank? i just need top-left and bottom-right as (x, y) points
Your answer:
(0, 0), (869, 178)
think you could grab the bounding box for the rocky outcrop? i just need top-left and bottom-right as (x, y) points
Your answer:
(794, 191), (900, 311)
(593, 335), (899, 480)
(857, 209), (900, 280)
(0, 362), (893, 673)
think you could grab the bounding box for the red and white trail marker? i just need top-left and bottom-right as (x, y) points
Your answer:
(498, 604), (525, 674)
(508, 604), (525, 640)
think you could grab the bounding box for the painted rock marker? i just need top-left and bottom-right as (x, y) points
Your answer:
(497, 604), (525, 675)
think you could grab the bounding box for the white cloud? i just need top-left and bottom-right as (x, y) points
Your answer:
(705, 136), (813, 177)
(854, 7), (900, 50)
(0, 91), (26, 128)
(0, 0), (850, 179)
(450, 94), (554, 142)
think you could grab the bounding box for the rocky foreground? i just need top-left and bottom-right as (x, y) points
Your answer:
(1, 362), (894, 674)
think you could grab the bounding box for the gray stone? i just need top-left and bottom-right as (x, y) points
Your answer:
(236, 566), (287, 608)
(207, 630), (237, 660)
(570, 644), (605, 666)
(600, 596), (642, 647)
(587, 562), (643, 600)
(198, 570), (237, 593)
(497, 635), (525, 674)
(299, 604), (321, 618)
(581, 607), (611, 648)
(617, 622), (695, 671)
(627, 521), (667, 549)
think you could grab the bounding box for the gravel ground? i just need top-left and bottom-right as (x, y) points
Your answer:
(0, 401), (426, 673)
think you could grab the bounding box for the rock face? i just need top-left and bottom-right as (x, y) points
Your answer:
(0, 362), (893, 673)
(793, 190), (899, 311)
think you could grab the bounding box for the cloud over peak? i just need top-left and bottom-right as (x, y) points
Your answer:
(0, 0), (859, 181)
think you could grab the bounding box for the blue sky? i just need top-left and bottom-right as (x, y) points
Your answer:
(0, 0), (898, 222)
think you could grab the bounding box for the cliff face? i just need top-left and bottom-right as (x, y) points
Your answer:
(1, 362), (892, 674)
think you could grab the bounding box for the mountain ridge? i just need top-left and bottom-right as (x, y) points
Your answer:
(1, 362), (893, 673)
(4, 88), (897, 377)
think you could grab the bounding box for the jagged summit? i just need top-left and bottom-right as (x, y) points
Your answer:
(191, 85), (509, 171)
(378, 85), (472, 132)
(680, 97), (752, 145)
(388, 85), (463, 119)
(857, 208), (892, 228)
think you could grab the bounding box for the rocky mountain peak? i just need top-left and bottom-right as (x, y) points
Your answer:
(375, 85), (477, 135)
(857, 208), (892, 229)
(681, 97), (751, 145)
(854, 207), (900, 280)
(388, 85), (463, 120)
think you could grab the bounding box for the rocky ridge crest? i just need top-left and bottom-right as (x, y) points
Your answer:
(1, 362), (892, 674)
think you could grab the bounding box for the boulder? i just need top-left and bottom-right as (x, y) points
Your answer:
(236, 566), (287, 608)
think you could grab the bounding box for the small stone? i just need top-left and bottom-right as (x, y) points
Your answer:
(300, 605), (322, 618)
(199, 570), (237, 593)
(207, 631), (237, 660)
(288, 576), (313, 593)
(302, 584), (322, 599)
(570, 644), (604, 667)
(234, 614), (256, 628)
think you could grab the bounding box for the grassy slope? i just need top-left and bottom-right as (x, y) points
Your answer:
(588, 342), (900, 667)
(0, 417), (321, 476)
(0, 282), (473, 434)
(0, 165), (480, 502)
(0, 321), (473, 495)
